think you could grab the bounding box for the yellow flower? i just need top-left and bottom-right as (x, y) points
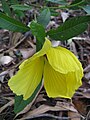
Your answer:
(8, 38), (83, 100)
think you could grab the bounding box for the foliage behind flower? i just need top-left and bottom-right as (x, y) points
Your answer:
(8, 38), (83, 100)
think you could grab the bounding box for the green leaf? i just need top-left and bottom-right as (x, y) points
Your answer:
(46, 0), (67, 5)
(11, 4), (32, 11)
(36, 39), (43, 51)
(69, 0), (85, 9)
(14, 80), (42, 114)
(86, 0), (90, 4)
(0, 12), (30, 32)
(37, 8), (51, 28)
(14, 10), (25, 18)
(82, 5), (90, 14)
(1, 0), (12, 16)
(30, 21), (46, 44)
(50, 9), (59, 16)
(47, 16), (90, 41)
(70, 0), (85, 6)
(9, 0), (19, 4)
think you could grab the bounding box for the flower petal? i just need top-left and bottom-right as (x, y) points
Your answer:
(19, 38), (51, 69)
(47, 46), (83, 74)
(8, 57), (44, 100)
(30, 38), (51, 60)
(44, 60), (82, 99)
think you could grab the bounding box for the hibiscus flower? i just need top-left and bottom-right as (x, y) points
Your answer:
(8, 38), (83, 100)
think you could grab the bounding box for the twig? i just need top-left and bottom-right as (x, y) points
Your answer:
(72, 37), (90, 41)
(73, 39), (84, 61)
(85, 111), (90, 120)
(84, 64), (90, 73)
(0, 70), (9, 77)
(0, 36), (27, 54)
(19, 113), (82, 120)
(0, 99), (14, 113)
(0, 59), (24, 77)
(0, 49), (5, 53)
(4, 36), (27, 53)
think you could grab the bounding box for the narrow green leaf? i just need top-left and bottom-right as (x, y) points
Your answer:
(1, 0), (12, 16)
(30, 21), (46, 44)
(69, 0), (85, 9)
(0, 12), (30, 32)
(47, 16), (90, 41)
(82, 5), (90, 14)
(46, 0), (67, 5)
(14, 80), (42, 114)
(86, 0), (90, 4)
(50, 9), (59, 16)
(14, 10), (25, 18)
(9, 0), (19, 4)
(11, 4), (32, 11)
(37, 8), (51, 28)
(70, 0), (85, 6)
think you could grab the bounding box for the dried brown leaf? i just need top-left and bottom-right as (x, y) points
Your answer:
(68, 111), (81, 120)
(19, 48), (36, 59)
(56, 101), (78, 112)
(20, 104), (67, 120)
(0, 99), (14, 113)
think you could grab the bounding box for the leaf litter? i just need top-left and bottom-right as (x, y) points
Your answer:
(0, 1), (90, 120)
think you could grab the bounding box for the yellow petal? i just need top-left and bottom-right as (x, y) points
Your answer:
(44, 60), (82, 99)
(19, 38), (51, 69)
(47, 46), (83, 74)
(31, 38), (51, 60)
(8, 57), (44, 100)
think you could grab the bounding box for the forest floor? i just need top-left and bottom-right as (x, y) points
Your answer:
(0, 1), (90, 120)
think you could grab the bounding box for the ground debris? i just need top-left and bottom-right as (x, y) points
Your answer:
(0, 1), (90, 119)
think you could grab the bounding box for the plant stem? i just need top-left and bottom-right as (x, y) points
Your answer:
(27, 0), (85, 9)
(46, 0), (85, 9)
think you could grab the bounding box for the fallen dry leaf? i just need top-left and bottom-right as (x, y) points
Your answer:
(0, 99), (14, 113)
(68, 111), (81, 120)
(19, 48), (36, 59)
(0, 56), (13, 65)
(56, 101), (78, 112)
(19, 104), (67, 120)
(60, 11), (69, 22)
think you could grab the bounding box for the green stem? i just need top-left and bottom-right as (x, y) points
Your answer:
(27, 0), (85, 9)
(27, 3), (42, 8)
(36, 39), (43, 52)
(46, 0), (85, 9)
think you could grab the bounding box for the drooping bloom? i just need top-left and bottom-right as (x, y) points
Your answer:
(8, 38), (83, 100)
